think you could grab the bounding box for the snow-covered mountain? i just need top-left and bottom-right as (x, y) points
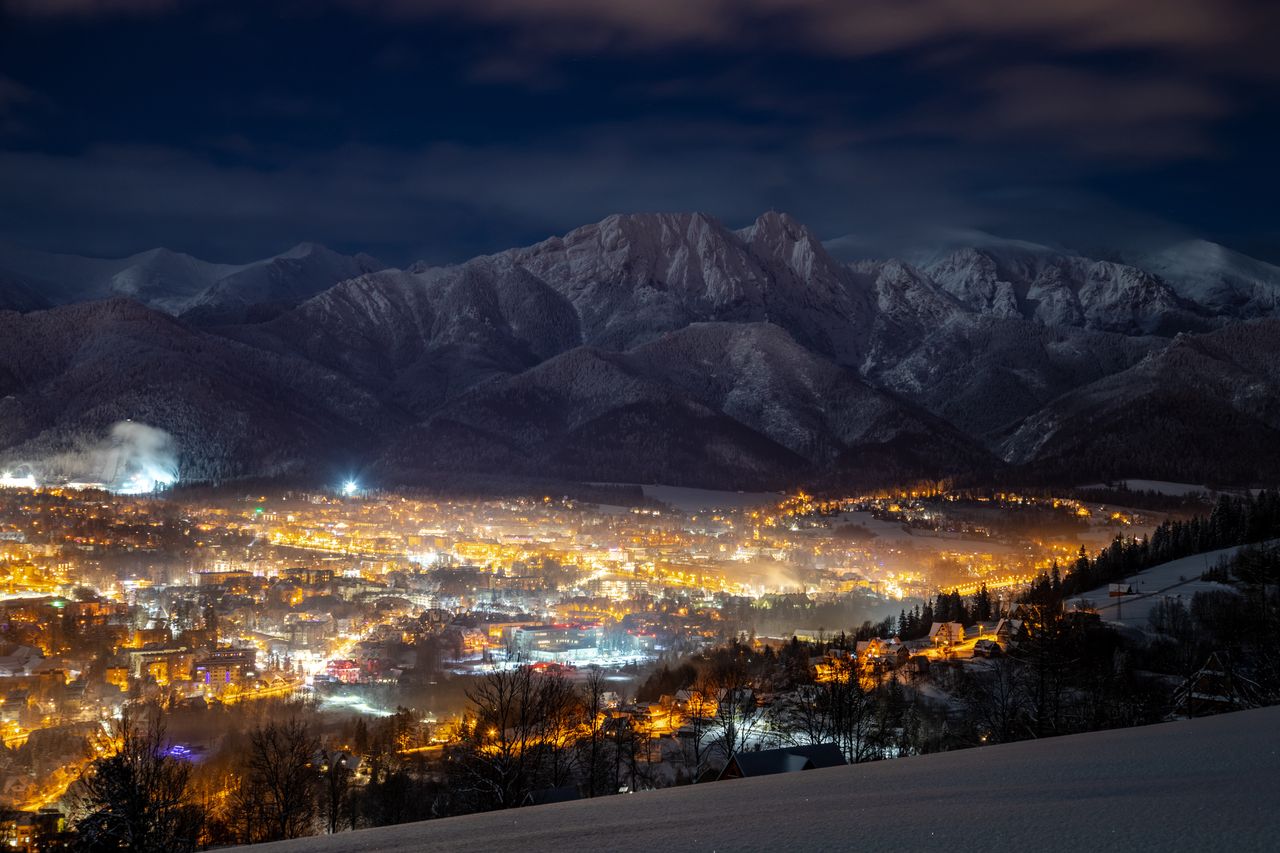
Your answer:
(505, 211), (879, 366)
(999, 319), (1280, 484)
(922, 245), (1210, 334)
(229, 254), (582, 415)
(868, 315), (1164, 441)
(1125, 239), (1280, 319)
(378, 323), (989, 489)
(0, 241), (384, 319)
(0, 299), (397, 483)
(2, 211), (1278, 488)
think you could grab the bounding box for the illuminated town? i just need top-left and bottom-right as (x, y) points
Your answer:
(5, 1), (1280, 848)
(0, 476), (1197, 842)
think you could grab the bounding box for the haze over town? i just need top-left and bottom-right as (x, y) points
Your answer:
(1, 1), (1278, 851)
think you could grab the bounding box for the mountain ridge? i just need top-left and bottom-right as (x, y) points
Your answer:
(1, 211), (1277, 489)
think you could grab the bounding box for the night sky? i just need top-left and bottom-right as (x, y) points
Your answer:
(1, 0), (1278, 265)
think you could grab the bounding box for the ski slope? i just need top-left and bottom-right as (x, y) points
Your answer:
(1068, 542), (1273, 628)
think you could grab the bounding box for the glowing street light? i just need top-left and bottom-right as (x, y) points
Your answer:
(342, 480), (359, 497)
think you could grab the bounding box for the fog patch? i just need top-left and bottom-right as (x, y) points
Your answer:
(1, 421), (179, 494)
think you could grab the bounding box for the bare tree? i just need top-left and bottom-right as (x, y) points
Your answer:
(772, 684), (833, 748)
(71, 709), (204, 853)
(319, 750), (353, 835)
(534, 672), (580, 790)
(451, 667), (544, 810)
(679, 673), (717, 782)
(825, 660), (875, 763)
(961, 656), (1028, 744)
(235, 717), (320, 842)
(705, 650), (765, 767)
(577, 667), (609, 797)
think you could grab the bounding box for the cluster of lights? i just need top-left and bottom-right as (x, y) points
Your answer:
(0, 471), (37, 489)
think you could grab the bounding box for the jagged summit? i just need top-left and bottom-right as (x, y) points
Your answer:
(2, 211), (1279, 487)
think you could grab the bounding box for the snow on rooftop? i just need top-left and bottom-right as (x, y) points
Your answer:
(246, 706), (1279, 853)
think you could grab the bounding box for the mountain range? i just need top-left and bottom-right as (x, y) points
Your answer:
(2, 211), (1279, 490)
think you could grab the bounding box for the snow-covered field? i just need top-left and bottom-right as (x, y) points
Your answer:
(638, 484), (783, 511)
(1067, 542), (1270, 628)
(247, 706), (1279, 852)
(1078, 479), (1211, 497)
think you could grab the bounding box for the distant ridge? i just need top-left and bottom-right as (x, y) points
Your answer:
(2, 212), (1279, 488)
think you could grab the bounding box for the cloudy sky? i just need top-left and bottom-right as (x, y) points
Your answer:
(1, 0), (1277, 265)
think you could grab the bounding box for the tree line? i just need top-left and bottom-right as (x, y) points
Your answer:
(1026, 489), (1280, 600)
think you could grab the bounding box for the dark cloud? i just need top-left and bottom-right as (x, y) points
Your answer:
(19, 0), (1273, 60)
(1, 0), (1278, 263)
(0, 128), (995, 263)
(6, 0), (177, 14)
(945, 66), (1232, 158)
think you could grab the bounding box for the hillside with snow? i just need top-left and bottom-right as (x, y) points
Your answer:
(244, 706), (1280, 853)
(2, 212), (1279, 487)
(0, 240), (384, 319)
(1127, 239), (1280, 319)
(1067, 541), (1280, 628)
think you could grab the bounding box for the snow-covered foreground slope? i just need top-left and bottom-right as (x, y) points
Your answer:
(247, 706), (1280, 853)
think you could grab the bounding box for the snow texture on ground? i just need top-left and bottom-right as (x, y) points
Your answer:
(247, 706), (1280, 853)
(1078, 479), (1211, 497)
(639, 484), (782, 511)
(1069, 542), (1273, 627)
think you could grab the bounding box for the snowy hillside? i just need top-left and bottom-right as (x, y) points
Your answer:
(374, 323), (992, 489)
(1000, 319), (1280, 483)
(1128, 239), (1280, 318)
(0, 241), (384, 318)
(924, 245), (1209, 334)
(3, 212), (1280, 487)
(1067, 541), (1280, 628)
(0, 299), (399, 482)
(244, 706), (1280, 853)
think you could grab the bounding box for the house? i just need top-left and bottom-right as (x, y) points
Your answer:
(905, 655), (931, 677)
(851, 638), (910, 677)
(814, 651), (856, 683)
(641, 702), (674, 733)
(675, 688), (721, 718)
(927, 622), (965, 647)
(718, 743), (847, 780)
(1174, 652), (1262, 717)
(0, 645), (43, 678)
(995, 618), (1026, 646)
